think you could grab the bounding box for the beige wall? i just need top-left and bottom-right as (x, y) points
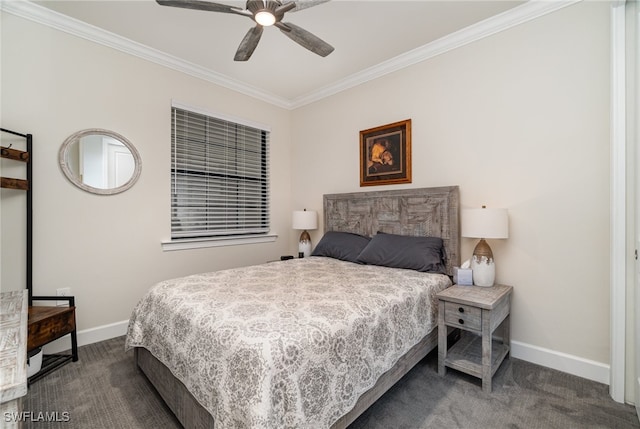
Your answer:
(1, 1), (614, 376)
(291, 1), (611, 364)
(0, 13), (294, 329)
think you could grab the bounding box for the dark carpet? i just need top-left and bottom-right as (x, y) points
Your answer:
(23, 336), (639, 429)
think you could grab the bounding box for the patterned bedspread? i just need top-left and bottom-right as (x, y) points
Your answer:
(125, 257), (451, 429)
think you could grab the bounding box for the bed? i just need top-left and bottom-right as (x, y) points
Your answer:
(126, 185), (460, 429)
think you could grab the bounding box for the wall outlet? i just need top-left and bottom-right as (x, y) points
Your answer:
(56, 287), (72, 307)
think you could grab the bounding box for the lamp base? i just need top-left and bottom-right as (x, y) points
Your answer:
(471, 238), (495, 287)
(298, 230), (311, 258)
(471, 256), (495, 287)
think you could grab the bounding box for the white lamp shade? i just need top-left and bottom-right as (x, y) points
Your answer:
(461, 208), (508, 239)
(292, 210), (318, 230)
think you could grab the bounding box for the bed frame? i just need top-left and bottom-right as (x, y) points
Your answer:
(135, 185), (460, 429)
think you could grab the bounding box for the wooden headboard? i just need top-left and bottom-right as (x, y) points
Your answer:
(323, 186), (460, 276)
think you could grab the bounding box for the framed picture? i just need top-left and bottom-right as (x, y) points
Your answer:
(360, 119), (411, 187)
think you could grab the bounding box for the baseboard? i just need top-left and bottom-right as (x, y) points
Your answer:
(41, 321), (611, 386)
(511, 340), (610, 385)
(41, 319), (129, 355)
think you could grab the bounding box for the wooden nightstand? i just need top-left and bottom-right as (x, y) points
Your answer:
(437, 284), (513, 392)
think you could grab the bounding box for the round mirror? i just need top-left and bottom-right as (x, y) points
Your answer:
(59, 129), (142, 195)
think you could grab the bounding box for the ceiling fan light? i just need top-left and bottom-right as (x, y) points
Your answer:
(255, 10), (276, 26)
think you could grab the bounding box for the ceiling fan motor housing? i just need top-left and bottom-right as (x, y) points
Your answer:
(247, 0), (283, 24)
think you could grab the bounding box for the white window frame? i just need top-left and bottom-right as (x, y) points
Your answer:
(162, 101), (276, 251)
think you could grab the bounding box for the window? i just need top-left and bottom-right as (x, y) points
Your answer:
(170, 104), (270, 241)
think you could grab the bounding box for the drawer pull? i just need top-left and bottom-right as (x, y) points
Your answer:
(458, 307), (465, 313)
(458, 319), (464, 325)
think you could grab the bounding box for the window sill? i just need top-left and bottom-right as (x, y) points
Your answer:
(161, 233), (278, 252)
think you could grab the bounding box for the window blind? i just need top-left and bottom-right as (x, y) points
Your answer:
(171, 106), (270, 239)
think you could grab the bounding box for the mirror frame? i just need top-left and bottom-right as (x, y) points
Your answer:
(59, 128), (142, 195)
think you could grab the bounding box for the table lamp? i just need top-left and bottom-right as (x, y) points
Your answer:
(292, 209), (317, 258)
(461, 206), (509, 287)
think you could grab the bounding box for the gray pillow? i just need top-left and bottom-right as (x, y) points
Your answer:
(311, 231), (371, 263)
(356, 232), (447, 274)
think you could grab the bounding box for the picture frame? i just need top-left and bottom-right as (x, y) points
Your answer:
(359, 119), (411, 187)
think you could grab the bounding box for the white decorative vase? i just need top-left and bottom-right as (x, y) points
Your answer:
(471, 255), (495, 287)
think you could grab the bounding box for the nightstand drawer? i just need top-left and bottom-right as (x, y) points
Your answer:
(444, 301), (481, 331)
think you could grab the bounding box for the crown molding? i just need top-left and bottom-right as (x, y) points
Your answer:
(0, 0), (292, 109)
(2, 0), (581, 110)
(289, 0), (581, 108)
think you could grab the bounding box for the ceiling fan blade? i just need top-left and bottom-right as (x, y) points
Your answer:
(156, 0), (250, 17)
(274, 2), (297, 15)
(282, 0), (331, 12)
(276, 22), (334, 57)
(234, 25), (264, 61)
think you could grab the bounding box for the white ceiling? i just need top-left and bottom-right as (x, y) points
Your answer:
(26, 0), (530, 107)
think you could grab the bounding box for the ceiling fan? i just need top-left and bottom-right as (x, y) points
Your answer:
(156, 0), (334, 61)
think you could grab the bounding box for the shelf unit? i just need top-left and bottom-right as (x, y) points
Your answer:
(1, 128), (78, 384)
(443, 331), (510, 378)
